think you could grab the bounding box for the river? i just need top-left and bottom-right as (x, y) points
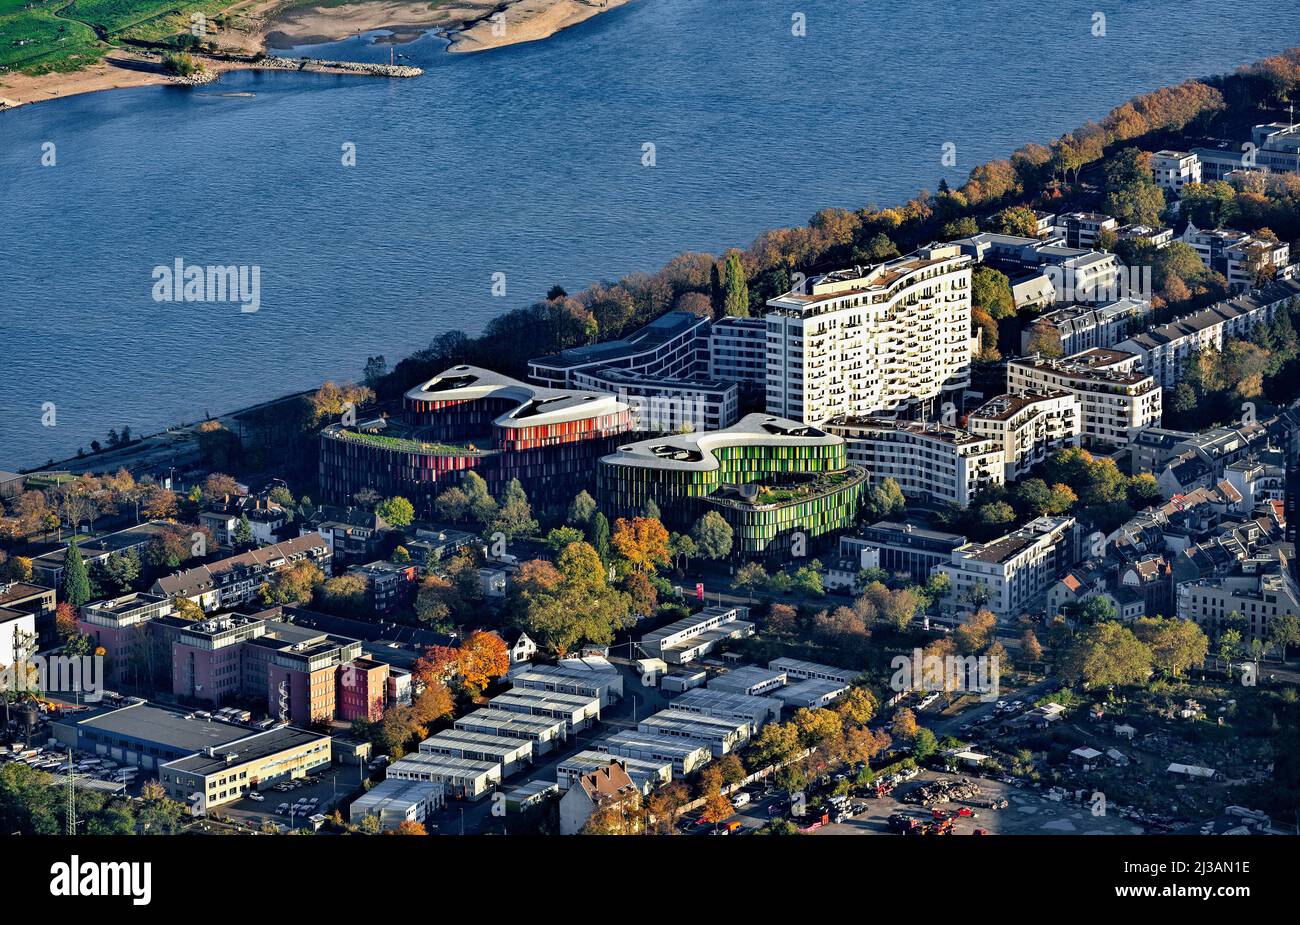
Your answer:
(1, 0), (1296, 467)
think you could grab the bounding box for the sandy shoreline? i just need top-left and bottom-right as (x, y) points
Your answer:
(0, 0), (633, 111)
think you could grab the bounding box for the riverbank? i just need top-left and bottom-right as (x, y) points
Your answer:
(446, 0), (634, 54)
(264, 0), (633, 53)
(0, 49), (421, 110)
(0, 0), (631, 111)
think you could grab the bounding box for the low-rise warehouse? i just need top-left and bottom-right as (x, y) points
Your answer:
(673, 688), (782, 728)
(349, 778), (444, 830)
(596, 732), (711, 775)
(706, 665), (788, 697)
(774, 678), (850, 709)
(52, 701), (251, 771)
(768, 657), (860, 686)
(454, 708), (568, 754)
(419, 729), (534, 777)
(488, 688), (601, 732)
(640, 606), (754, 664)
(510, 663), (623, 707)
(385, 752), (502, 801)
(636, 708), (750, 756)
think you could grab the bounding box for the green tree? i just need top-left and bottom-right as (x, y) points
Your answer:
(233, 514), (255, 548)
(971, 265), (1016, 320)
(434, 486), (470, 524)
(988, 205), (1040, 237)
(722, 252), (750, 317)
(1060, 622), (1153, 689)
(375, 496), (415, 529)
(690, 511), (734, 560)
(545, 526), (584, 555)
(589, 511), (611, 562)
(732, 562), (769, 602)
(1102, 147), (1166, 226)
(866, 478), (906, 518)
(61, 537), (91, 608)
(492, 479), (538, 539)
(1133, 617), (1208, 678)
(567, 490), (597, 527)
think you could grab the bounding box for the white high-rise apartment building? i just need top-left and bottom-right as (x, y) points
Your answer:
(764, 244), (972, 424)
(1007, 348), (1161, 449)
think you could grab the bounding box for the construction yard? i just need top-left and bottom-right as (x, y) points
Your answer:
(812, 770), (1145, 836)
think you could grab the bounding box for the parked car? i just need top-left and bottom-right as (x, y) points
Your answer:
(248, 792), (265, 802)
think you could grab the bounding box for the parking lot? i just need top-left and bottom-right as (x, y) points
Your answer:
(218, 763), (363, 830)
(811, 770), (1145, 835)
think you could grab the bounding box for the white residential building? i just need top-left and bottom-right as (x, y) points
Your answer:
(1020, 299), (1151, 356)
(1181, 223), (1290, 291)
(954, 233), (1127, 304)
(708, 316), (768, 386)
(823, 417), (1003, 507)
(937, 516), (1078, 618)
(1251, 122), (1300, 174)
(1052, 212), (1119, 249)
(1115, 279), (1300, 388)
(1150, 150), (1202, 194)
(1177, 568), (1300, 641)
(764, 244), (972, 423)
(967, 390), (1082, 480)
(1007, 348), (1162, 448)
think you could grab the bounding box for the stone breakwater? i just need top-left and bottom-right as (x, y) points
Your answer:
(250, 56), (423, 78)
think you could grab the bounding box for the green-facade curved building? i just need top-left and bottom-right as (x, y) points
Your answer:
(597, 414), (865, 558)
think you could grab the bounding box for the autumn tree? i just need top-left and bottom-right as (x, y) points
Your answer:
(258, 559), (323, 606)
(610, 516), (670, 575)
(202, 473), (241, 500)
(511, 542), (632, 655)
(645, 781), (690, 834)
(455, 630), (510, 696)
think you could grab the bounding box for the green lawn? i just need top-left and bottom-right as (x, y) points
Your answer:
(0, 0), (245, 75)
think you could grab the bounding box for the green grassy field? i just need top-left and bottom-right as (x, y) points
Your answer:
(1, 0), (451, 77)
(0, 0), (248, 75)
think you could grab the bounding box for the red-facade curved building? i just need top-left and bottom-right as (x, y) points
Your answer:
(319, 366), (632, 513)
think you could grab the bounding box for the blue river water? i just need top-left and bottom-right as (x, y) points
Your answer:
(1, 0), (1297, 467)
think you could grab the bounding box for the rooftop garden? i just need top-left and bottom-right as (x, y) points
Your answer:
(328, 429), (491, 456)
(709, 468), (865, 507)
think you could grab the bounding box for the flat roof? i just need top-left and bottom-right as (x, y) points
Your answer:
(599, 731), (710, 759)
(163, 726), (328, 777)
(489, 690), (599, 712)
(387, 752), (501, 778)
(768, 657), (861, 683)
(775, 678), (850, 702)
(454, 708), (567, 735)
(707, 665), (786, 692)
(421, 728), (533, 758)
(530, 311), (706, 371)
(65, 702), (250, 753)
